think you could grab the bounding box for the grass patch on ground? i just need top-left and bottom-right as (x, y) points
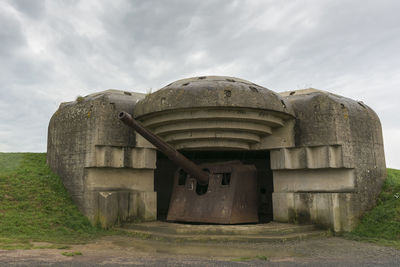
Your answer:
(61, 251), (82, 256)
(0, 153), (116, 249)
(1, 152), (399, 250)
(231, 255), (268, 262)
(346, 168), (400, 248)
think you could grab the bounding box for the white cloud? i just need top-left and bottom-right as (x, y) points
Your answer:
(383, 129), (400, 169)
(0, 0), (399, 168)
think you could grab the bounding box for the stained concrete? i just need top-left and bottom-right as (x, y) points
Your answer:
(135, 76), (296, 150)
(273, 169), (356, 192)
(47, 78), (386, 232)
(120, 221), (326, 242)
(271, 88), (386, 231)
(47, 90), (157, 227)
(134, 76), (295, 117)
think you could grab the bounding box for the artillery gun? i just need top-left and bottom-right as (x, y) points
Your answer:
(119, 111), (258, 224)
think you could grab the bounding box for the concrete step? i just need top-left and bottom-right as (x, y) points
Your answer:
(119, 221), (327, 243)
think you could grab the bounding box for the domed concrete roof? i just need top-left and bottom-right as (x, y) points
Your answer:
(132, 76), (295, 151)
(134, 76), (294, 117)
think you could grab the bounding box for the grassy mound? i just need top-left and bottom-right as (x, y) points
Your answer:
(1, 152), (399, 249)
(347, 168), (400, 248)
(0, 153), (111, 249)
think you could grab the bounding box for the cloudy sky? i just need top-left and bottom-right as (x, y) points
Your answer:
(0, 0), (399, 168)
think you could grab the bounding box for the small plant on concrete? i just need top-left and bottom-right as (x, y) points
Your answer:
(76, 96), (84, 103)
(145, 88), (153, 96)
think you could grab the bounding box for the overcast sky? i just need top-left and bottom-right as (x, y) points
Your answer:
(0, 0), (399, 168)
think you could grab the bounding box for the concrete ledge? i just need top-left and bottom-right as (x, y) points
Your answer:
(94, 146), (125, 168)
(130, 148), (156, 169)
(273, 169), (356, 192)
(85, 168), (154, 191)
(85, 146), (156, 169)
(271, 145), (353, 170)
(119, 221), (327, 243)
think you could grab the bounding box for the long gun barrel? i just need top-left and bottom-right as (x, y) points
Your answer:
(118, 111), (209, 185)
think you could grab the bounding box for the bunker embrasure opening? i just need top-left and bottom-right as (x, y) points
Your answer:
(154, 150), (273, 223)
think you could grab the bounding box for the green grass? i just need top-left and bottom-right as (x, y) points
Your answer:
(346, 168), (400, 248)
(61, 251), (82, 256)
(1, 152), (399, 250)
(0, 153), (114, 249)
(231, 255), (268, 262)
(231, 256), (252, 262)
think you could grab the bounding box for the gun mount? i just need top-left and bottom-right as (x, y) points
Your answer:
(119, 110), (259, 224)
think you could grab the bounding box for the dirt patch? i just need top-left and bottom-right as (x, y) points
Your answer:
(0, 236), (399, 266)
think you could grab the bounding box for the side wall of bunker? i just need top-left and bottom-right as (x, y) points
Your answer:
(271, 91), (386, 231)
(47, 91), (157, 227)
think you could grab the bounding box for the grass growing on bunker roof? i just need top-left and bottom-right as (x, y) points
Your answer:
(346, 168), (400, 248)
(0, 153), (114, 249)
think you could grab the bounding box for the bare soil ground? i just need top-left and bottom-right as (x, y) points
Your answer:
(1, 235), (399, 266)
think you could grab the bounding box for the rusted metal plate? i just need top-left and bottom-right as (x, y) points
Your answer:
(167, 161), (258, 224)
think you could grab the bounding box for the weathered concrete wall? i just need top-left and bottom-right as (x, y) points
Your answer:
(47, 90), (157, 227)
(271, 89), (386, 231)
(135, 76), (296, 151)
(47, 79), (386, 232)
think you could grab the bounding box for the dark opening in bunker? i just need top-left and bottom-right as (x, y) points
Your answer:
(154, 150), (273, 223)
(178, 169), (187, 185)
(195, 181), (208, 195)
(221, 173), (231, 185)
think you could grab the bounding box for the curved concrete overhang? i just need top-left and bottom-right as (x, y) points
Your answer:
(134, 76), (296, 150)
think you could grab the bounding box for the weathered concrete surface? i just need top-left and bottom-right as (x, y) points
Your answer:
(272, 89), (386, 231)
(120, 221), (327, 242)
(135, 76), (295, 116)
(135, 76), (296, 150)
(273, 169), (356, 192)
(47, 90), (157, 226)
(272, 192), (359, 232)
(97, 190), (157, 228)
(47, 79), (386, 232)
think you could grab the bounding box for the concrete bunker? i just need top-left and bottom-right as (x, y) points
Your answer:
(47, 76), (386, 231)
